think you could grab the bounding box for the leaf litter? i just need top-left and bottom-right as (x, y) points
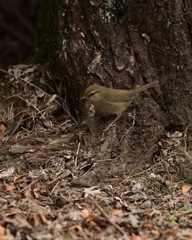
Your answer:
(0, 65), (191, 239)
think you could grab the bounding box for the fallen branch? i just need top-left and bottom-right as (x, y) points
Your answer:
(88, 195), (126, 236)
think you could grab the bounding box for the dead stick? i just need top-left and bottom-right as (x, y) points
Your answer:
(7, 113), (24, 141)
(20, 179), (39, 193)
(88, 195), (126, 236)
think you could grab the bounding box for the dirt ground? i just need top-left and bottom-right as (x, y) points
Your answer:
(0, 66), (192, 240)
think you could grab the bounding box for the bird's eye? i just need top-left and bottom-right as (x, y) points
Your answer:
(88, 91), (97, 97)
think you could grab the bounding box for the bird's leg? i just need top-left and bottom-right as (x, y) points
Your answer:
(103, 115), (121, 132)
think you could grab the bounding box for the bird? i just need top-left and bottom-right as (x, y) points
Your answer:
(83, 80), (158, 129)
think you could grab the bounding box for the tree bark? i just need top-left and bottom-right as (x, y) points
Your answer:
(39, 0), (192, 184)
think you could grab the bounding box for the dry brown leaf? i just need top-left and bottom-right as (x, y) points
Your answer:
(0, 225), (6, 237)
(110, 209), (123, 215)
(39, 213), (52, 225)
(4, 211), (21, 217)
(0, 167), (15, 179)
(132, 234), (155, 240)
(81, 208), (92, 218)
(163, 230), (177, 237)
(0, 123), (6, 141)
(79, 202), (90, 208)
(145, 211), (156, 218)
(182, 185), (191, 194)
(6, 184), (15, 191)
(0, 184), (15, 192)
(143, 222), (156, 231)
(0, 123), (6, 131)
(84, 215), (102, 231)
(27, 213), (40, 227)
(13, 174), (26, 183)
(69, 225), (88, 239)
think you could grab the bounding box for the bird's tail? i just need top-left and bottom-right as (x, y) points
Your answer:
(134, 80), (158, 93)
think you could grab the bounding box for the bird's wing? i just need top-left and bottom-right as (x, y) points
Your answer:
(104, 90), (138, 103)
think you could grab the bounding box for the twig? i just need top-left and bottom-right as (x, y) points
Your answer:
(0, 68), (78, 125)
(88, 195), (126, 236)
(78, 151), (128, 179)
(6, 113), (24, 141)
(120, 160), (164, 184)
(120, 109), (136, 142)
(179, 210), (192, 216)
(162, 160), (172, 182)
(50, 181), (60, 195)
(75, 142), (81, 167)
(20, 179), (39, 193)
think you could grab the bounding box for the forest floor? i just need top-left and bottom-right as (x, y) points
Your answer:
(0, 65), (192, 240)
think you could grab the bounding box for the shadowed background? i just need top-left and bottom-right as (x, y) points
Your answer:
(0, 0), (39, 70)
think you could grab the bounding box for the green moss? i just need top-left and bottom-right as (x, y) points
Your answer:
(180, 205), (192, 211)
(167, 214), (177, 222)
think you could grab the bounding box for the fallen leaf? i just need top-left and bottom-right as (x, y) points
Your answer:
(163, 230), (177, 237)
(39, 213), (52, 225)
(0, 183), (15, 192)
(0, 167), (15, 179)
(182, 185), (191, 194)
(0, 225), (6, 237)
(0, 123), (6, 141)
(81, 208), (92, 218)
(110, 209), (123, 215)
(84, 186), (101, 197)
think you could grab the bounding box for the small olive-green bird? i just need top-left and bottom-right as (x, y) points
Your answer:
(83, 81), (158, 118)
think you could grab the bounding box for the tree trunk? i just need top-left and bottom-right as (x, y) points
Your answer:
(39, 0), (192, 184)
